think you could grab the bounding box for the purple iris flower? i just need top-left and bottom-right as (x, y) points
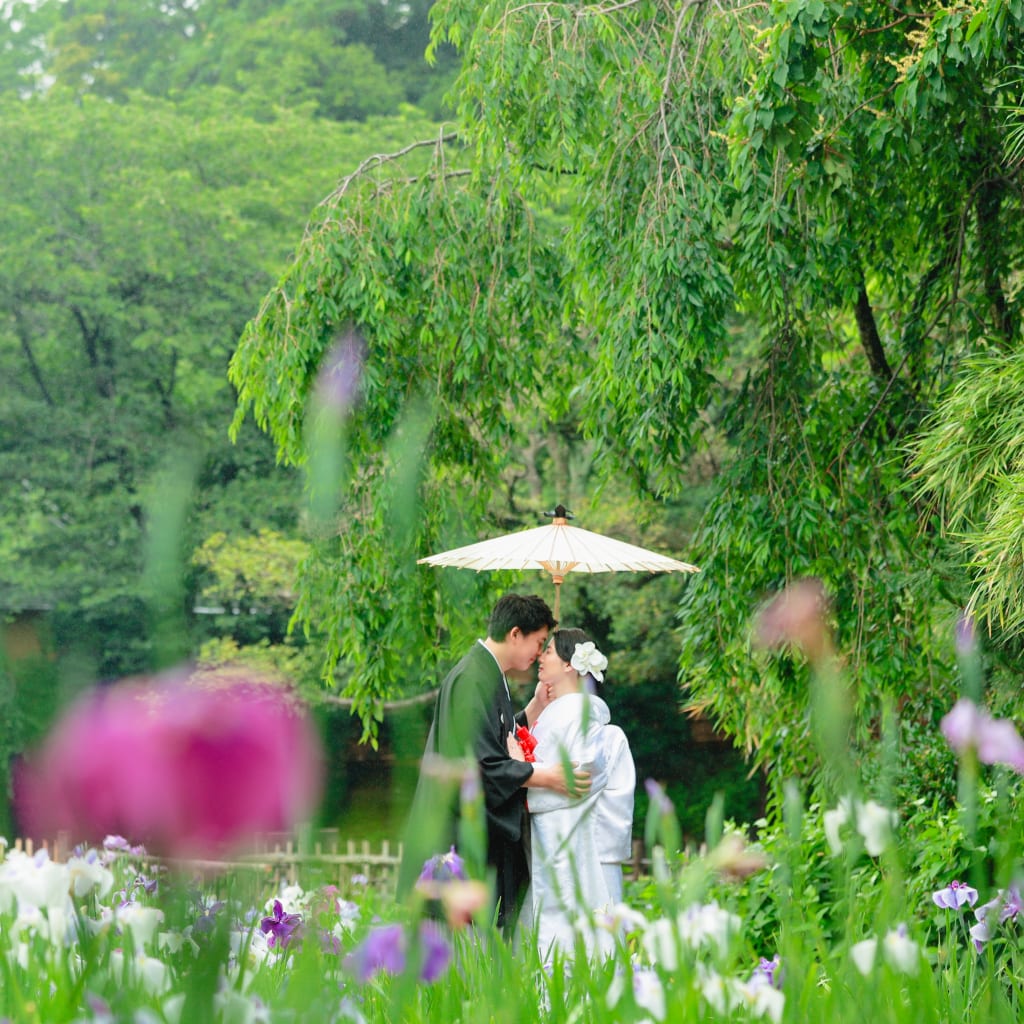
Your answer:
(460, 769), (481, 806)
(970, 886), (1023, 950)
(195, 900), (226, 935)
(955, 615), (977, 658)
(419, 846), (467, 884)
(932, 880), (979, 910)
(346, 923), (406, 981)
(260, 900), (304, 949)
(418, 921), (452, 983)
(941, 699), (1024, 773)
(316, 329), (366, 412)
(751, 954), (782, 988)
(86, 994), (112, 1016)
(139, 874), (159, 896)
(644, 778), (674, 814)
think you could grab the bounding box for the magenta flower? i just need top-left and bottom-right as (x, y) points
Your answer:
(941, 699), (1024, 773)
(260, 900), (304, 949)
(932, 880), (979, 910)
(755, 578), (832, 662)
(16, 665), (323, 859)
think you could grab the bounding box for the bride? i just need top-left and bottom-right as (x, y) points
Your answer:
(509, 628), (635, 961)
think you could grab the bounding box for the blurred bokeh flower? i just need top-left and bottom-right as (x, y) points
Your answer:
(345, 923), (406, 981)
(438, 879), (490, 930)
(418, 920), (452, 983)
(851, 924), (919, 975)
(970, 885), (1023, 950)
(415, 846), (467, 900)
(941, 698), (1024, 772)
(16, 665), (323, 859)
(756, 578), (832, 663)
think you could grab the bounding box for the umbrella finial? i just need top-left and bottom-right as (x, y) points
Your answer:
(545, 504), (574, 521)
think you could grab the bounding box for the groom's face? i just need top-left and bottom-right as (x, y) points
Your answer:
(507, 625), (549, 674)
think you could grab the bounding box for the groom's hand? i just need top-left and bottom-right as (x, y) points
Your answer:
(565, 763), (591, 799)
(522, 680), (553, 728)
(525, 761), (591, 797)
(506, 731), (526, 762)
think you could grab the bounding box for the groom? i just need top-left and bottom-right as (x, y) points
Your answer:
(400, 593), (587, 933)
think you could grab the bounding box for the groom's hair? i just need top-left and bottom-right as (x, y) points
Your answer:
(551, 627), (590, 663)
(487, 593), (556, 640)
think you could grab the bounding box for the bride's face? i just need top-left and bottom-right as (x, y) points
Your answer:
(537, 640), (577, 697)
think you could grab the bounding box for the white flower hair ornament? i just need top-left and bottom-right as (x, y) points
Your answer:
(571, 641), (608, 682)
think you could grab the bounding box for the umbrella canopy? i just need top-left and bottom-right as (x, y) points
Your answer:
(418, 505), (700, 617)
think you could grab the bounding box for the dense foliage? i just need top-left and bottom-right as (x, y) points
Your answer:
(9, 0), (1024, 821)
(0, 84), (443, 683)
(227, 0), (1024, 792)
(0, 0), (459, 116)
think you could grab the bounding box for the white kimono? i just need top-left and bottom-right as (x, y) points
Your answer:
(524, 693), (635, 961)
(594, 724), (636, 904)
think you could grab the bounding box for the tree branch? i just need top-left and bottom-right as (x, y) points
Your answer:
(321, 688), (438, 712)
(317, 130), (462, 211)
(14, 311), (55, 406)
(71, 304), (115, 398)
(976, 173), (1015, 350)
(853, 276), (893, 382)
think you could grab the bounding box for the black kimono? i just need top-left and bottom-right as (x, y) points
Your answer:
(400, 640), (534, 931)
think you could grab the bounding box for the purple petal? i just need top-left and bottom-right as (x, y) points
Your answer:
(941, 699), (981, 753)
(970, 919), (991, 951)
(644, 778), (674, 814)
(316, 330), (366, 412)
(418, 921), (452, 982)
(347, 924), (406, 981)
(955, 615), (978, 658)
(977, 718), (1024, 772)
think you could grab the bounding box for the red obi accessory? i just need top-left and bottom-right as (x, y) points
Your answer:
(516, 725), (537, 762)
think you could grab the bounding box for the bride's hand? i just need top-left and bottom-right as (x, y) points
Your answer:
(506, 732), (526, 762)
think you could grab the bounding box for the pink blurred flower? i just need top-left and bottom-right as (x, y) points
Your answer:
(941, 698), (1024, 773)
(755, 578), (833, 663)
(16, 666), (323, 859)
(438, 879), (490, 930)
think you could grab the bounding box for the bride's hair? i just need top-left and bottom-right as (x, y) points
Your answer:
(550, 627), (590, 664)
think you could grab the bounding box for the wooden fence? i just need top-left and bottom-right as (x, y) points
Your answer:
(4, 832), (653, 892)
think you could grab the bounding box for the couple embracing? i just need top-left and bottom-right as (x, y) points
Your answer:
(400, 593), (635, 961)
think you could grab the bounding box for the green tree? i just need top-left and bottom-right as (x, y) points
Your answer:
(228, 0), (1024, 792)
(0, 0), (458, 118)
(0, 89), (442, 678)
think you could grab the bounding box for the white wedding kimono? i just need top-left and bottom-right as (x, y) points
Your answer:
(594, 723), (636, 904)
(523, 692), (635, 961)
